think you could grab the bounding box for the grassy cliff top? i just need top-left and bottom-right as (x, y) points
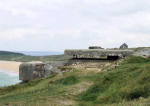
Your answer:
(0, 51), (70, 62)
(0, 56), (150, 105)
(0, 51), (24, 56)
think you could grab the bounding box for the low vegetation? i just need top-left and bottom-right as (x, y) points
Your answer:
(0, 51), (24, 56)
(0, 51), (25, 61)
(0, 51), (70, 62)
(78, 56), (150, 105)
(0, 56), (150, 105)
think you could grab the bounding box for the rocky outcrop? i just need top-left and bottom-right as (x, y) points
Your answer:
(19, 61), (67, 82)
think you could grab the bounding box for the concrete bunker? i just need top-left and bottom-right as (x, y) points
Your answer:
(107, 56), (119, 60)
(19, 61), (66, 82)
(19, 62), (53, 82)
(65, 49), (133, 60)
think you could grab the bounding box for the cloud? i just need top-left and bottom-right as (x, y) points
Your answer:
(0, 0), (150, 51)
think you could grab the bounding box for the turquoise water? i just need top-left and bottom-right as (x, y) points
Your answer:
(0, 70), (20, 87)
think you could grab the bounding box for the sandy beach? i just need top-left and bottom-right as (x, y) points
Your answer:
(0, 61), (22, 74)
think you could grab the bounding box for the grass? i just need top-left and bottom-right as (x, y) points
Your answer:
(54, 75), (79, 85)
(77, 56), (150, 105)
(0, 56), (150, 105)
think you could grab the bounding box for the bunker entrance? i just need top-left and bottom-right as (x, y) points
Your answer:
(107, 56), (119, 60)
(72, 56), (119, 60)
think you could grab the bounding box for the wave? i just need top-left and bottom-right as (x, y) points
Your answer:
(0, 70), (21, 87)
(0, 70), (18, 76)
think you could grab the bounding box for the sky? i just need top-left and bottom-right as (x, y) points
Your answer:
(0, 0), (150, 51)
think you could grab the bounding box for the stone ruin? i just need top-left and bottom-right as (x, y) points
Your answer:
(120, 43), (128, 49)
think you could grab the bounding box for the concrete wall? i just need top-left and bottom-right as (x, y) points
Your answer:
(65, 49), (133, 59)
(19, 61), (67, 82)
(133, 48), (150, 57)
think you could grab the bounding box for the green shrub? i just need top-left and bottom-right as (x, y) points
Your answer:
(55, 75), (79, 85)
(79, 84), (105, 101)
(78, 56), (150, 104)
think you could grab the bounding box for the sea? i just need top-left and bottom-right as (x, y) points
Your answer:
(0, 51), (63, 87)
(0, 70), (20, 87)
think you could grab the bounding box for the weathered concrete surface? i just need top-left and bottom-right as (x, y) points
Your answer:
(64, 49), (133, 59)
(88, 46), (103, 49)
(133, 48), (150, 57)
(19, 61), (67, 81)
